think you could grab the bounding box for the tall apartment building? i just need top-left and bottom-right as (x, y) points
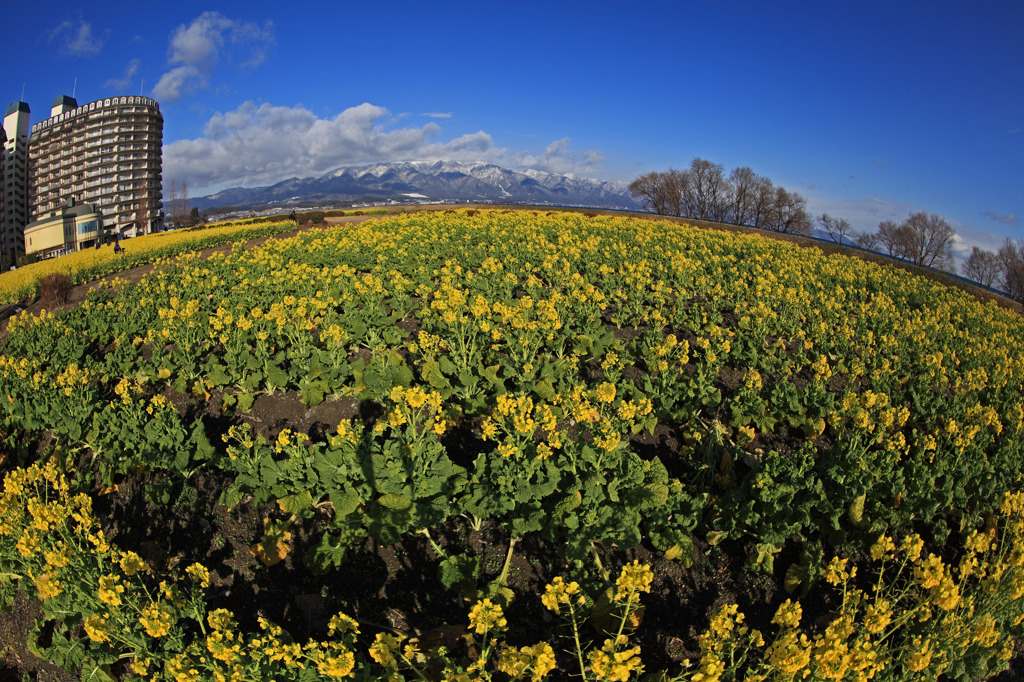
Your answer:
(2, 101), (30, 264)
(28, 95), (163, 240)
(0, 125), (6, 242)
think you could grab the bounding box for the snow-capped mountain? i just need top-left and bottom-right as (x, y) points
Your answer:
(190, 161), (640, 211)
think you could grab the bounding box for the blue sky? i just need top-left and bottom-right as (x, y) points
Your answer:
(5, 1), (1022, 257)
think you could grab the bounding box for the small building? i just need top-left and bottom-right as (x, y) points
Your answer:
(24, 197), (104, 258)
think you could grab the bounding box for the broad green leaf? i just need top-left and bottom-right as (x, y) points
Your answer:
(277, 489), (314, 515)
(378, 493), (412, 510)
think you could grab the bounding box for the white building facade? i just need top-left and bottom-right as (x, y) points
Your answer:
(28, 95), (163, 240)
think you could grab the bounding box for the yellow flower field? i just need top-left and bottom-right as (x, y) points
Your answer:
(0, 218), (297, 305)
(1, 208), (1023, 680)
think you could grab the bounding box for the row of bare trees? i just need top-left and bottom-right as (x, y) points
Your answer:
(165, 180), (191, 228)
(848, 212), (958, 271)
(629, 159), (813, 236)
(962, 240), (1024, 301)
(629, 162), (1024, 305)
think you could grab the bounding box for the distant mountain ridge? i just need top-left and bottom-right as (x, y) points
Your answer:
(191, 161), (641, 211)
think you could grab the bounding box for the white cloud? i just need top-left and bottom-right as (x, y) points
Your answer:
(153, 65), (204, 102)
(163, 102), (605, 194)
(153, 12), (274, 102)
(502, 137), (605, 177)
(103, 59), (141, 91)
(950, 223), (1008, 262)
(423, 112), (453, 119)
(48, 19), (103, 57)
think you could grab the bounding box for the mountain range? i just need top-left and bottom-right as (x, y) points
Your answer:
(191, 161), (641, 212)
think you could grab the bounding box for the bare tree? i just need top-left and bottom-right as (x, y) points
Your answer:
(818, 213), (854, 246)
(899, 212), (956, 270)
(962, 247), (1001, 288)
(668, 169), (692, 218)
(167, 180), (180, 227)
(876, 220), (905, 258)
(749, 175), (777, 230)
(728, 166), (760, 227)
(998, 239), (1024, 303)
(852, 231), (881, 251)
(762, 187), (812, 236)
(180, 181), (190, 226)
(629, 171), (676, 216)
(628, 160), (809, 235)
(686, 158), (730, 221)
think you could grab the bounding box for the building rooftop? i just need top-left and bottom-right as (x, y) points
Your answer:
(51, 95), (78, 109)
(5, 101), (30, 116)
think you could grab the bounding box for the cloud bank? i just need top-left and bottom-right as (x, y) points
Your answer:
(153, 12), (274, 102)
(163, 101), (605, 193)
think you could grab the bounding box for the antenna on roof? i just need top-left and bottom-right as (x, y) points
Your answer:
(20, 83), (25, 101)
(72, 77), (77, 98)
(140, 79), (144, 95)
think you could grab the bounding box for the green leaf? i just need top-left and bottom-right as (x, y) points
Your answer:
(534, 378), (556, 401)
(80, 659), (118, 682)
(278, 490), (314, 515)
(438, 553), (479, 596)
(363, 367), (388, 397)
(190, 421), (215, 461)
(206, 363), (231, 387)
(266, 362), (289, 389)
(554, 490), (582, 514)
(479, 581), (515, 608)
(348, 319), (368, 340)
(392, 364), (414, 388)
(423, 360), (451, 389)
(237, 391), (256, 412)
(329, 489), (362, 516)
(750, 542), (780, 572)
(221, 485), (246, 511)
(377, 493), (412, 510)
(306, 529), (358, 573)
(481, 365), (503, 392)
(299, 380), (326, 407)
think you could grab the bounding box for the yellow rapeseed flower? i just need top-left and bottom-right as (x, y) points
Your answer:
(83, 613), (111, 643)
(541, 576), (581, 614)
(98, 574), (125, 607)
(614, 560), (653, 602)
(468, 598), (507, 635)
